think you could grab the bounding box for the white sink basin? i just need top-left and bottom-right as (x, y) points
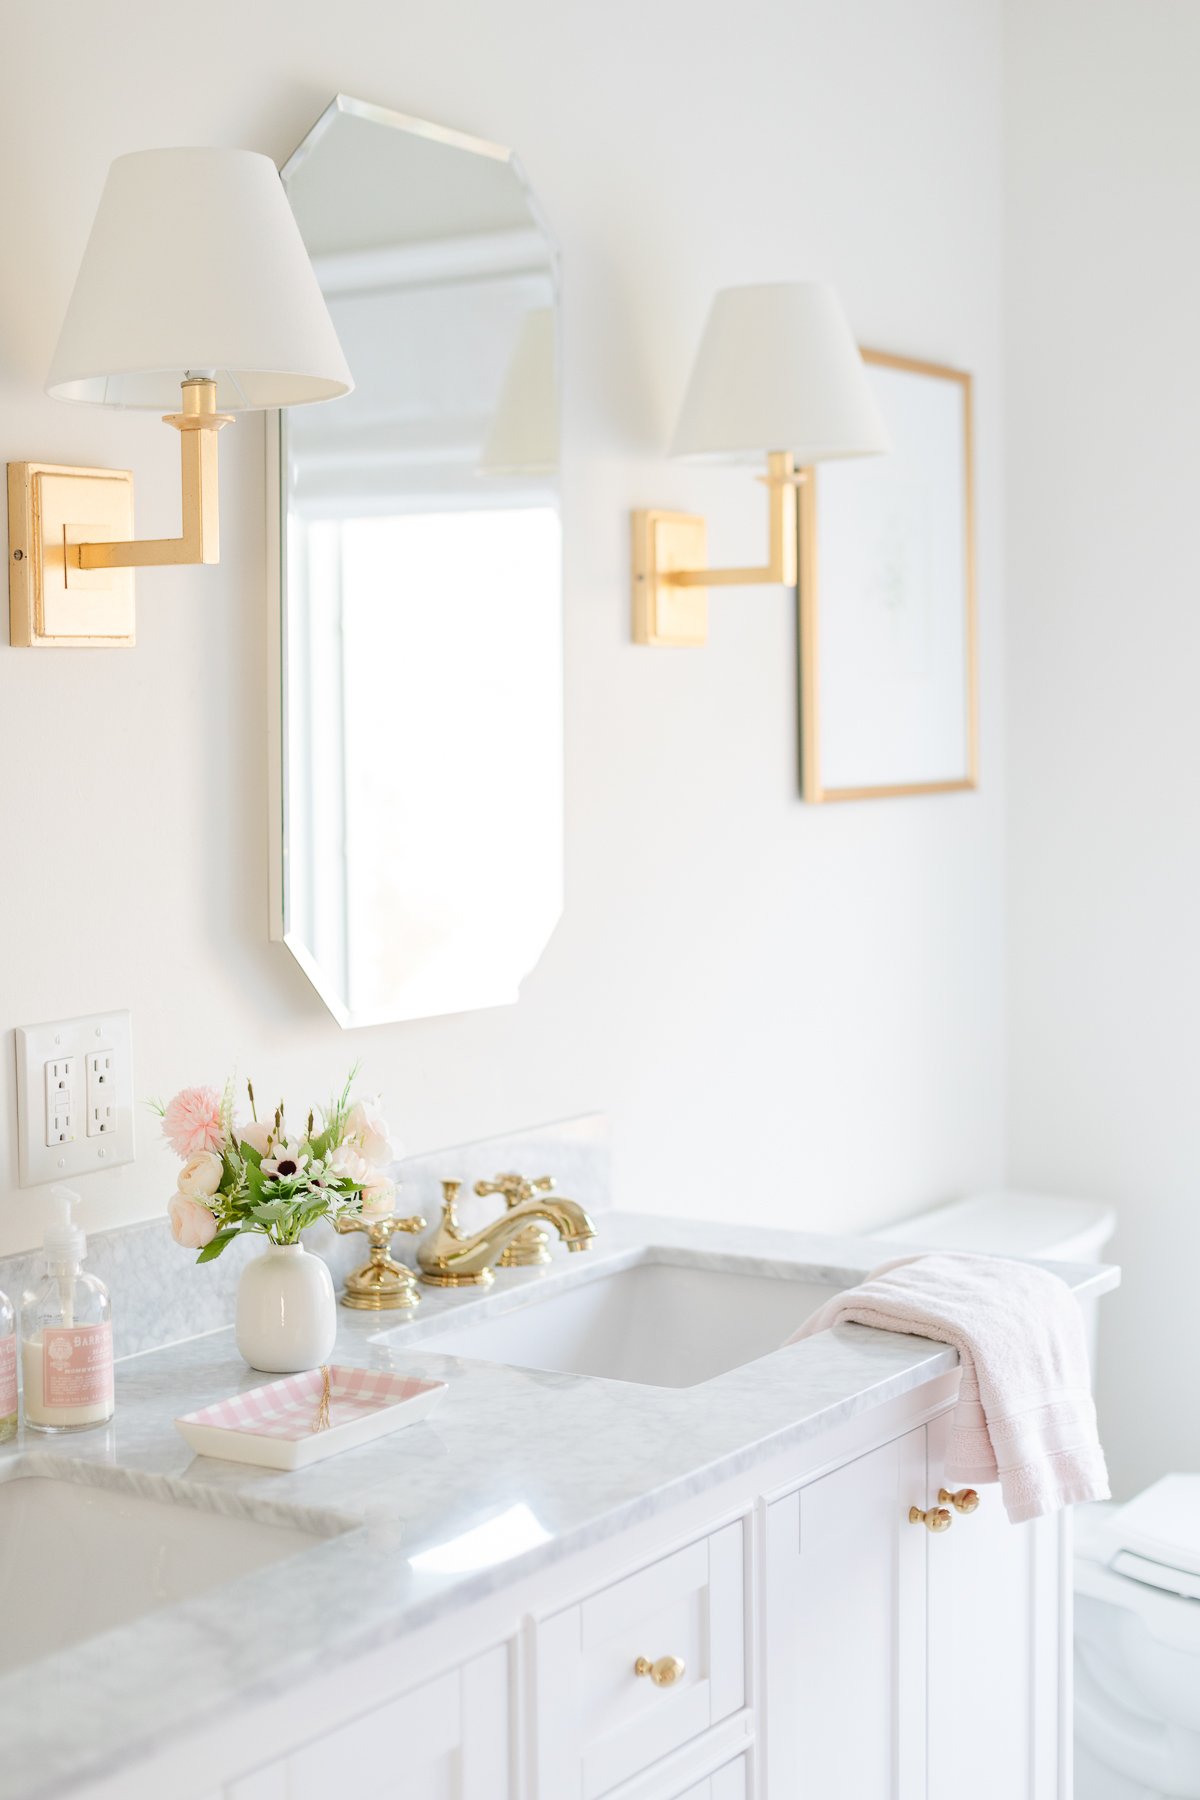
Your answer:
(0, 1475), (326, 1675)
(406, 1259), (835, 1388)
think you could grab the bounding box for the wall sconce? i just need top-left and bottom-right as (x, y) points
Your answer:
(631, 282), (889, 647)
(8, 147), (351, 648)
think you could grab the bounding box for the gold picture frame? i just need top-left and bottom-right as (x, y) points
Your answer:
(798, 349), (978, 803)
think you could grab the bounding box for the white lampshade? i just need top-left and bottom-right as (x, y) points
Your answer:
(47, 148), (352, 410)
(480, 308), (559, 476)
(670, 281), (889, 464)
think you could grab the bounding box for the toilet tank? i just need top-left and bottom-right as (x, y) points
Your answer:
(876, 1190), (1117, 1369)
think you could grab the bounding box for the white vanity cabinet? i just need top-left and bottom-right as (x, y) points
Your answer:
(139, 1387), (1071, 1800)
(762, 1416), (1068, 1800)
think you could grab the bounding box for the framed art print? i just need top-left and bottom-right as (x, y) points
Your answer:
(798, 350), (977, 802)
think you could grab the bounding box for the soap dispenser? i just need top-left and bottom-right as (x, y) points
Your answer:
(20, 1187), (114, 1433)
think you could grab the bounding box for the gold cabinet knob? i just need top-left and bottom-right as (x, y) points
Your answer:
(939, 1486), (980, 1515)
(634, 1654), (685, 1687)
(909, 1505), (953, 1533)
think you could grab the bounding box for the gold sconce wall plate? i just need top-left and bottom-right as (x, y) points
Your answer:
(7, 461), (135, 648)
(631, 510), (709, 647)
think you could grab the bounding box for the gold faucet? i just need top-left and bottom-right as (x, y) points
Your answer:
(416, 1178), (597, 1287)
(474, 1172), (557, 1267)
(334, 1206), (426, 1311)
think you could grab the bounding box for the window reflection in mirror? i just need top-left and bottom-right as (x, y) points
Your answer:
(276, 98), (562, 1026)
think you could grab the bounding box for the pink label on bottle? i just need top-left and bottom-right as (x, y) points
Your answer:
(42, 1323), (113, 1409)
(0, 1334), (15, 1417)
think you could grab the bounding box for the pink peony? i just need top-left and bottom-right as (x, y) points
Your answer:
(360, 1173), (397, 1217)
(162, 1086), (225, 1158)
(168, 1193), (219, 1249)
(345, 1097), (396, 1167)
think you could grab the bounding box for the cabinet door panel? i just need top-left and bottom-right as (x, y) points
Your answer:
(926, 1413), (1065, 1800)
(764, 1427), (927, 1800)
(282, 1642), (510, 1800)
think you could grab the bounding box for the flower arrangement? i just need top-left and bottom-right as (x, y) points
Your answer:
(159, 1071), (400, 1262)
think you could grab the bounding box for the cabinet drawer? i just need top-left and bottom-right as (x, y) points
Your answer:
(535, 1520), (746, 1800)
(674, 1755), (748, 1800)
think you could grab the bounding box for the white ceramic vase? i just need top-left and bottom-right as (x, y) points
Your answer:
(235, 1243), (336, 1373)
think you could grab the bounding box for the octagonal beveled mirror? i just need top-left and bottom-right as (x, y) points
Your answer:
(269, 96), (562, 1026)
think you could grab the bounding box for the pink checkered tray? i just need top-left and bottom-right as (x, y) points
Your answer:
(174, 1365), (447, 1471)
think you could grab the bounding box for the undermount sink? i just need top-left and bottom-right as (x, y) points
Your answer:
(0, 1475), (327, 1676)
(405, 1258), (836, 1388)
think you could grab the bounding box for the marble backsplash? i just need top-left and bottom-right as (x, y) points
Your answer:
(0, 1113), (610, 1359)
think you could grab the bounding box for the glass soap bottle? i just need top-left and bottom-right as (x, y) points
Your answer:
(0, 1280), (15, 1442)
(21, 1187), (114, 1433)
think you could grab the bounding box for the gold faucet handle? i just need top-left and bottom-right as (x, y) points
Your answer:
(474, 1172), (555, 1209)
(334, 1208), (427, 1246)
(439, 1179), (464, 1226)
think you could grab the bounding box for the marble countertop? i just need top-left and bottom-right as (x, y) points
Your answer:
(0, 1212), (1118, 1799)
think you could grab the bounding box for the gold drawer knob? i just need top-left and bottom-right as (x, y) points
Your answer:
(909, 1505), (953, 1533)
(939, 1486), (980, 1515)
(634, 1654), (685, 1687)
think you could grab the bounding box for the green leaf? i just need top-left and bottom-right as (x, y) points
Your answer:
(195, 1228), (240, 1265)
(240, 1140), (263, 1169)
(250, 1201), (292, 1223)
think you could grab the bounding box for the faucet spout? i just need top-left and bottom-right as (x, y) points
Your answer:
(416, 1180), (597, 1287)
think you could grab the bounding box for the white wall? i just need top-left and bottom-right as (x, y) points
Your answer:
(0, 0), (1006, 1256)
(1005, 0), (1200, 1495)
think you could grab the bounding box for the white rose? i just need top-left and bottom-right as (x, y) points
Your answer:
(360, 1174), (397, 1218)
(237, 1119), (272, 1157)
(345, 1098), (396, 1167)
(177, 1150), (223, 1198)
(169, 1193), (219, 1249)
(327, 1142), (371, 1185)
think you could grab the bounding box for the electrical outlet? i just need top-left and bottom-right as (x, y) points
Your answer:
(15, 1012), (135, 1186)
(43, 1056), (78, 1147)
(86, 1049), (117, 1137)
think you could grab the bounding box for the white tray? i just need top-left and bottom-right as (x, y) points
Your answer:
(174, 1364), (447, 1471)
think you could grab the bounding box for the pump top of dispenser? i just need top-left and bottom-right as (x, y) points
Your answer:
(44, 1186), (86, 1265)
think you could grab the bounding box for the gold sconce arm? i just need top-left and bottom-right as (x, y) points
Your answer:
(8, 377), (236, 649)
(73, 378), (233, 572)
(631, 451), (805, 647)
(667, 452), (801, 589)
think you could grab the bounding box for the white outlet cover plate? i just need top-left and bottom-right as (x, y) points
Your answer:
(15, 1011), (135, 1187)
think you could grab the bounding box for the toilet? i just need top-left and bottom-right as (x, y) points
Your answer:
(1074, 1478), (1200, 1799)
(881, 1192), (1200, 1799)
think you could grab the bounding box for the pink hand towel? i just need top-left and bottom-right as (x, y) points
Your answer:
(788, 1252), (1110, 1523)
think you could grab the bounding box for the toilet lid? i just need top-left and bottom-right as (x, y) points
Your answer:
(1110, 1550), (1200, 1601)
(1102, 1475), (1200, 1596)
